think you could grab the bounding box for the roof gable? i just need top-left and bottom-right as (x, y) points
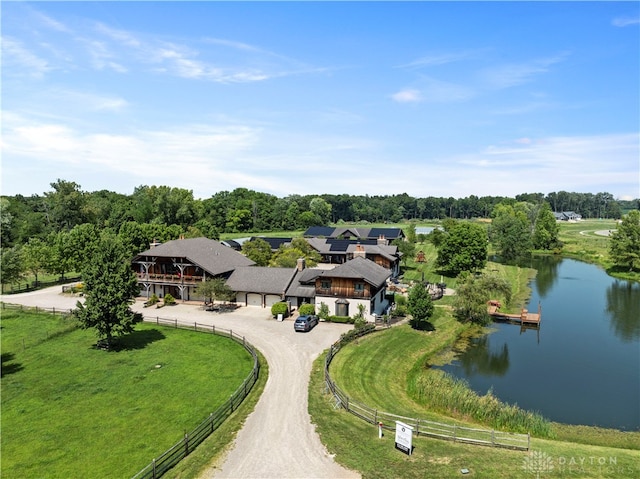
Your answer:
(133, 237), (255, 276)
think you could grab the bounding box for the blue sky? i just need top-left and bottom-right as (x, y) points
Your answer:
(2, 1), (639, 200)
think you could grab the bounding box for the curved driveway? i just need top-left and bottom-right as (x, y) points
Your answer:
(1, 286), (360, 479)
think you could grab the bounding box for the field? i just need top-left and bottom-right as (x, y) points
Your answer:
(0, 309), (255, 478)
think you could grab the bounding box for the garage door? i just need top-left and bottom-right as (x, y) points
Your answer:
(247, 293), (262, 307)
(264, 295), (282, 308)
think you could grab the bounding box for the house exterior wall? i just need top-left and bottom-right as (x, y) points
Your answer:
(314, 281), (388, 322)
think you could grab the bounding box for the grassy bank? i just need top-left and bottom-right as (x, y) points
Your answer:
(1, 310), (256, 478)
(312, 321), (640, 478)
(311, 348), (640, 478)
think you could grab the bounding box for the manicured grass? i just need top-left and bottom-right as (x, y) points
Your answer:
(311, 346), (640, 479)
(556, 219), (639, 282)
(1, 310), (255, 479)
(161, 351), (268, 479)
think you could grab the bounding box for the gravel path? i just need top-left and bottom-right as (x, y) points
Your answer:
(1, 285), (361, 479)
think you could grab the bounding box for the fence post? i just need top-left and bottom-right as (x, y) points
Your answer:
(345, 396), (349, 412)
(212, 324), (215, 335)
(152, 458), (156, 479)
(175, 319), (178, 328)
(491, 429), (495, 446)
(184, 432), (189, 456)
(194, 322), (197, 330)
(453, 425), (457, 442)
(210, 412), (214, 433)
(527, 433), (530, 450)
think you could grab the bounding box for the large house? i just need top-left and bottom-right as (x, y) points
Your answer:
(131, 237), (255, 301)
(305, 237), (401, 277)
(303, 226), (405, 242)
(130, 234), (394, 322)
(290, 256), (392, 321)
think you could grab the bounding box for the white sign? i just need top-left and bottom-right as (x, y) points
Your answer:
(395, 421), (414, 455)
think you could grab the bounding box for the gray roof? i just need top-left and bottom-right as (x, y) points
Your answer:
(346, 244), (398, 262)
(317, 256), (390, 287)
(226, 266), (297, 295)
(285, 269), (318, 298)
(134, 237), (255, 276)
(307, 237), (398, 262)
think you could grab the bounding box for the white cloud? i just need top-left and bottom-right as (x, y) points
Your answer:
(391, 89), (422, 103)
(479, 52), (570, 89)
(1, 36), (52, 78)
(612, 16), (640, 27)
(396, 50), (478, 69)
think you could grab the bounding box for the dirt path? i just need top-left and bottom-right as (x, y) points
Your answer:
(1, 286), (361, 479)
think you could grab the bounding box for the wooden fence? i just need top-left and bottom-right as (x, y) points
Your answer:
(0, 303), (261, 478)
(324, 332), (530, 451)
(1, 276), (82, 294)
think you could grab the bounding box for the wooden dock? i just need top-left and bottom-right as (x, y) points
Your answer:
(487, 300), (541, 326)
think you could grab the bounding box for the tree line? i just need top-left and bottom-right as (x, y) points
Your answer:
(1, 179), (634, 249)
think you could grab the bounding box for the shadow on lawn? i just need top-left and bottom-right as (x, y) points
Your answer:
(1, 352), (24, 377)
(95, 329), (166, 352)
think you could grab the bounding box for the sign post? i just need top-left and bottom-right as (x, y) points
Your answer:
(394, 421), (413, 455)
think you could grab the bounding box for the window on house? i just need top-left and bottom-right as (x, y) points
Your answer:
(354, 283), (365, 292)
(321, 280), (331, 290)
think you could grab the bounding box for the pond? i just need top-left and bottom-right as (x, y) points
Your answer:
(439, 256), (640, 430)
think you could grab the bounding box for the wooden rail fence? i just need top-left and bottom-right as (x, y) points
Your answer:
(324, 331), (530, 451)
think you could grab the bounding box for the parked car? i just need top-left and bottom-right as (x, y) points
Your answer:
(294, 315), (319, 332)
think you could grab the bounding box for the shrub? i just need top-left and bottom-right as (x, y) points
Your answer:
(298, 303), (315, 316)
(318, 302), (330, 320)
(326, 315), (353, 324)
(144, 294), (159, 307)
(163, 293), (176, 306)
(352, 303), (367, 329)
(271, 302), (288, 318)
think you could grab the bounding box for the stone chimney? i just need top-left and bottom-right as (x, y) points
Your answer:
(297, 258), (306, 272)
(377, 234), (388, 246)
(354, 243), (366, 258)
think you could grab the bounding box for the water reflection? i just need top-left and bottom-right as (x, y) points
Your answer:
(441, 257), (640, 429)
(530, 255), (562, 298)
(606, 280), (640, 342)
(454, 336), (510, 377)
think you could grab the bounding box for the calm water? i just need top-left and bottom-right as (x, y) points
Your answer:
(439, 256), (640, 430)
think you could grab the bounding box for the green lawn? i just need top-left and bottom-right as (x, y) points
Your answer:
(311, 326), (640, 479)
(1, 310), (255, 479)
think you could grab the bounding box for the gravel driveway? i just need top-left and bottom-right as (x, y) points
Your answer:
(1, 286), (360, 479)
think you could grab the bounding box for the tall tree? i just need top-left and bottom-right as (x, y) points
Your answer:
(74, 233), (141, 349)
(407, 282), (434, 330)
(21, 238), (50, 285)
(242, 238), (273, 266)
(489, 203), (532, 261)
(44, 179), (88, 231)
(533, 202), (560, 250)
(436, 222), (488, 275)
(609, 210), (640, 272)
(0, 246), (24, 286)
